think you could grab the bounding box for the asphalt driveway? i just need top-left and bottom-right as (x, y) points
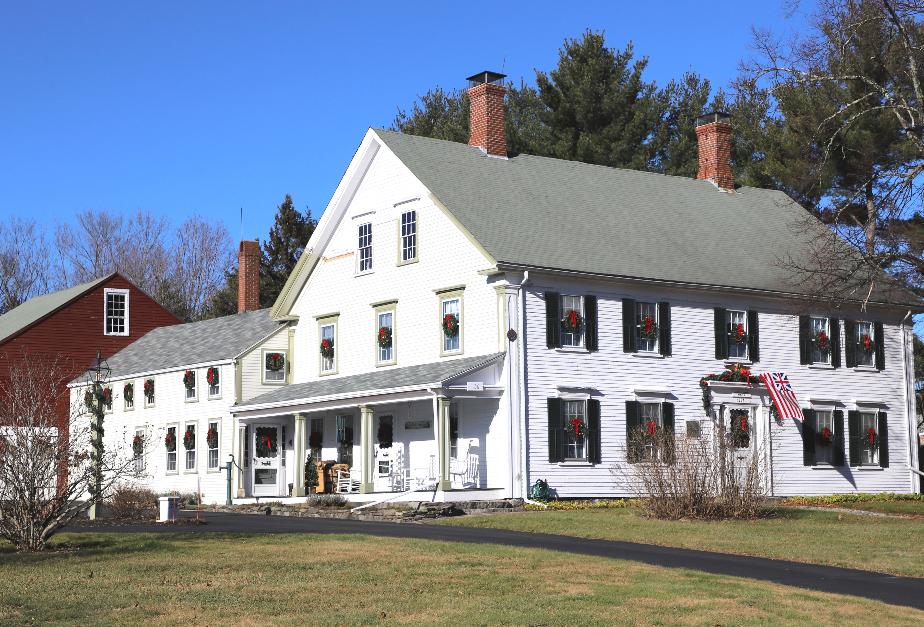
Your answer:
(67, 511), (924, 611)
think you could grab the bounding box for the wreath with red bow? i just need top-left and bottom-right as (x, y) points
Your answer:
(256, 432), (276, 457)
(123, 382), (134, 404)
(206, 367), (219, 386)
(378, 326), (393, 349)
(818, 426), (832, 445)
(639, 314), (658, 341)
(206, 426), (218, 449)
(266, 352), (286, 371)
(144, 378), (154, 401)
(567, 417), (585, 438)
(164, 431), (176, 452)
(729, 322), (747, 344)
(861, 334), (874, 352)
(730, 410), (750, 447)
(814, 330), (830, 352)
(319, 338), (334, 360)
(182, 370), (195, 390)
(561, 309), (582, 333)
(442, 313), (459, 338)
(864, 427), (878, 448)
(132, 434), (144, 457)
(644, 420), (658, 438)
(183, 428), (195, 451)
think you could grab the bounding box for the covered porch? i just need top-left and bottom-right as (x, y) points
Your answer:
(230, 353), (509, 502)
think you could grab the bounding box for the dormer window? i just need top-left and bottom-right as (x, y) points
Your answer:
(357, 222), (373, 273)
(104, 288), (129, 336)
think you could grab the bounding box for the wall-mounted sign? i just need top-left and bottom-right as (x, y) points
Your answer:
(466, 381), (485, 392)
(405, 420), (431, 430)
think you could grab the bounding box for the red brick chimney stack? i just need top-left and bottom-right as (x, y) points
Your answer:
(467, 70), (507, 158)
(238, 240), (260, 313)
(695, 112), (734, 191)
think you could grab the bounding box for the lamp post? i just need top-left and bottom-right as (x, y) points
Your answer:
(86, 350), (110, 520)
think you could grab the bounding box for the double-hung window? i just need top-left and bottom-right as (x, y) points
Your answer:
(184, 423), (196, 471)
(207, 367), (221, 398)
(727, 310), (748, 360)
(207, 421), (219, 471)
(639, 403), (663, 461)
(133, 428), (145, 475)
(166, 426), (177, 473)
(377, 309), (395, 365)
(357, 222), (373, 273)
(563, 400), (587, 461)
(814, 410), (834, 464)
(810, 317), (832, 365)
(124, 383), (134, 411)
(440, 295), (462, 354)
(636, 302), (659, 353)
(336, 415), (353, 465)
(310, 418), (323, 458)
(184, 370), (197, 402)
(561, 295), (584, 348)
(400, 210), (417, 263)
(859, 411), (879, 465)
(856, 322), (874, 367)
(319, 321), (337, 374)
(263, 350), (287, 383)
(104, 288), (129, 336)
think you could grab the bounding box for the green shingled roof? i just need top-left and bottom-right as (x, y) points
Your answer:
(374, 129), (911, 304)
(0, 274), (113, 345)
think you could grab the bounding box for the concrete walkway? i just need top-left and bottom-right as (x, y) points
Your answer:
(67, 511), (924, 611)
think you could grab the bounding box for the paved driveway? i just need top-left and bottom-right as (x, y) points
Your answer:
(68, 511), (924, 611)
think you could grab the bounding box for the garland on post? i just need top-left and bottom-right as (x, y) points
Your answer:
(183, 428), (195, 451)
(442, 313), (459, 338)
(132, 434), (144, 457)
(561, 309), (582, 334)
(182, 369), (195, 390)
(206, 367), (219, 387)
(639, 314), (658, 341)
(378, 326), (393, 349)
(164, 430), (176, 452)
(144, 378), (155, 402)
(206, 426), (218, 449)
(124, 382), (134, 404)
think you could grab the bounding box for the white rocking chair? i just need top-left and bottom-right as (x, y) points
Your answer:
(335, 468), (361, 493)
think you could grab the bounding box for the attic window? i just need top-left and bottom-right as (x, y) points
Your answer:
(104, 288), (129, 336)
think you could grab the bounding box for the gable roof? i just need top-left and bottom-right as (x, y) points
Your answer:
(0, 274), (114, 346)
(100, 309), (284, 380)
(373, 129), (914, 306)
(236, 352), (505, 410)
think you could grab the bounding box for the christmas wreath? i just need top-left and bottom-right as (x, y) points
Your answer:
(144, 378), (154, 402)
(861, 333), (874, 353)
(864, 427), (878, 448)
(266, 352), (286, 371)
(729, 322), (747, 344)
(567, 417), (585, 438)
(309, 431), (322, 450)
(818, 426), (833, 445)
(639, 314), (658, 341)
(206, 426), (218, 449)
(730, 410), (750, 448)
(442, 313), (459, 338)
(644, 419), (658, 438)
(319, 338), (334, 360)
(561, 309), (582, 334)
(164, 430), (176, 452)
(814, 330), (830, 352)
(699, 364), (760, 416)
(378, 326), (393, 349)
(256, 432), (276, 457)
(183, 428), (195, 451)
(84, 384), (108, 410)
(182, 369), (195, 390)
(206, 367), (219, 387)
(124, 382), (134, 404)
(132, 434), (144, 457)
(377, 421), (393, 448)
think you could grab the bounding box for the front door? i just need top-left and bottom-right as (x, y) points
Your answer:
(726, 405), (762, 486)
(374, 415), (394, 492)
(252, 424), (282, 497)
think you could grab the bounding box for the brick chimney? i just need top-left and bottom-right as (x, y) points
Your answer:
(467, 70), (507, 158)
(238, 240), (260, 312)
(695, 112), (734, 190)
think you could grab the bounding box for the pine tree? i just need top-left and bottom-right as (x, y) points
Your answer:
(260, 194), (315, 308)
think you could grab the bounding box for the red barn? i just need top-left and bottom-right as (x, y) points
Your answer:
(0, 273), (181, 444)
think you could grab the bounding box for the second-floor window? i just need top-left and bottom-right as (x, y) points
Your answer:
(104, 288), (129, 336)
(320, 322), (336, 374)
(727, 310), (748, 360)
(400, 210), (417, 262)
(441, 296), (462, 354)
(810, 317), (831, 365)
(856, 321), (874, 367)
(183, 370), (197, 401)
(263, 350), (287, 383)
(207, 367), (220, 398)
(377, 310), (395, 365)
(636, 302), (659, 353)
(561, 295), (584, 348)
(358, 222), (373, 273)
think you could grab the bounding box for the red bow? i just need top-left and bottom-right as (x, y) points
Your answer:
(264, 435), (272, 450)
(820, 427), (831, 443)
(739, 415), (748, 432)
(568, 310), (579, 328)
(643, 315), (654, 335)
(646, 420), (657, 437)
(862, 335), (872, 351)
(867, 427), (877, 445)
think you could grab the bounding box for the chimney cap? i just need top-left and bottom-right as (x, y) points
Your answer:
(466, 70), (507, 86)
(696, 111), (731, 127)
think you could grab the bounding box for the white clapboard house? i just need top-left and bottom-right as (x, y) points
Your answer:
(81, 71), (921, 504)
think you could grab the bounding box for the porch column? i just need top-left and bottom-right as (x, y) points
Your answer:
(235, 423), (246, 498)
(292, 413), (307, 497)
(436, 397), (452, 490)
(359, 405), (374, 494)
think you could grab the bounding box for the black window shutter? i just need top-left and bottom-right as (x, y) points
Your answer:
(658, 302), (671, 357)
(587, 399), (601, 464)
(714, 308), (728, 360)
(584, 295), (599, 352)
(622, 298), (637, 353)
(625, 400), (641, 463)
(662, 402), (675, 464)
(878, 412), (889, 468)
(801, 408), (816, 466)
(847, 410), (860, 466)
(832, 409), (845, 466)
(547, 398), (563, 463)
(545, 292), (561, 349)
(830, 318), (842, 369)
(843, 320), (857, 368)
(798, 315), (811, 365)
(747, 310), (760, 362)
(874, 322), (885, 371)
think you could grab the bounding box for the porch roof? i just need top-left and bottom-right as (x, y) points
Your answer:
(234, 352), (505, 412)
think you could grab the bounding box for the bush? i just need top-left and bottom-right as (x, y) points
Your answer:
(306, 494), (348, 508)
(160, 492), (201, 508)
(614, 425), (769, 520)
(107, 485), (158, 520)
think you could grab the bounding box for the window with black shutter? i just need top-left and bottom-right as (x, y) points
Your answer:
(625, 400), (641, 463)
(587, 399), (601, 464)
(747, 310), (760, 362)
(801, 408), (816, 466)
(658, 302), (671, 357)
(623, 299), (638, 353)
(584, 296), (599, 352)
(545, 292), (561, 349)
(714, 307), (728, 360)
(547, 398), (563, 463)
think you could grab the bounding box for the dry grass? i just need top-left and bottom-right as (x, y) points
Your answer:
(442, 506), (924, 578)
(0, 532), (921, 625)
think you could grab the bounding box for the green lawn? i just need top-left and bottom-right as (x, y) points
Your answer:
(441, 507), (924, 577)
(0, 533), (921, 625)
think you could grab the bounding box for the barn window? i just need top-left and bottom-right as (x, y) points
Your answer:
(104, 288), (129, 336)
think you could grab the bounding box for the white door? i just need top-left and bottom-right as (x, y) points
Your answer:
(252, 425), (282, 497)
(726, 405), (762, 486)
(374, 415), (395, 492)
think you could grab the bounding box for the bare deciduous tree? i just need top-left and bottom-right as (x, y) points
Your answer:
(0, 355), (133, 551)
(0, 218), (51, 314)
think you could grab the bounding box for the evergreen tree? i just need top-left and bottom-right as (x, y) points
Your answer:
(261, 194), (315, 307)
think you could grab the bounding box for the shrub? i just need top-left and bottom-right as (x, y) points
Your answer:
(107, 485), (158, 520)
(306, 494), (348, 508)
(160, 492), (201, 508)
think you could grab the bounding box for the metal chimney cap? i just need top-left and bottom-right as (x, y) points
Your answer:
(696, 111), (731, 127)
(466, 70), (507, 86)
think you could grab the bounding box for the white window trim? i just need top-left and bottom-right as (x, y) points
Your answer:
(166, 424), (178, 475)
(855, 321), (876, 368)
(397, 209), (419, 265)
(318, 319), (338, 376)
(439, 292), (464, 356)
(123, 382), (135, 411)
(183, 421), (197, 473)
(184, 370), (198, 403)
(560, 397), (589, 463)
(356, 222), (373, 275)
(560, 294), (585, 349)
(133, 427), (145, 475)
(808, 316), (833, 366)
(726, 309), (749, 361)
(375, 307), (397, 367)
(261, 349), (288, 385)
(143, 378), (155, 408)
(103, 288), (130, 336)
(635, 301), (659, 354)
(207, 367), (221, 399)
(206, 421), (220, 472)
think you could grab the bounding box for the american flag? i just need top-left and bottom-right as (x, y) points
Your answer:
(759, 372), (802, 421)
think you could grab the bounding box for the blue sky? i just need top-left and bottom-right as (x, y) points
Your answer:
(0, 1), (815, 240)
